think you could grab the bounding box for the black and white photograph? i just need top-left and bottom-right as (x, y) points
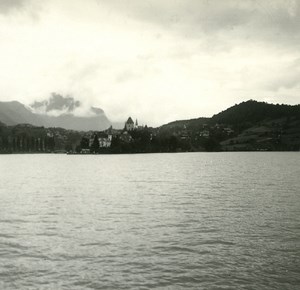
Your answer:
(0, 0), (299, 289)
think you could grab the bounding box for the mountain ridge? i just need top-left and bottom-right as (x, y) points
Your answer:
(0, 99), (111, 131)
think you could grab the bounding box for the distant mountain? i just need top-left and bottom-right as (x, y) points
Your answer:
(0, 101), (40, 126)
(0, 94), (111, 131)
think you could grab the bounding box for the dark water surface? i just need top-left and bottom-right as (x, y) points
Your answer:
(0, 152), (299, 289)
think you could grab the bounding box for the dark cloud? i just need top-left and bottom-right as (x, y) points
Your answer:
(0, 0), (27, 14)
(102, 0), (300, 49)
(31, 93), (81, 113)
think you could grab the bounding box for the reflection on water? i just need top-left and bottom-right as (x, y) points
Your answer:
(0, 153), (299, 289)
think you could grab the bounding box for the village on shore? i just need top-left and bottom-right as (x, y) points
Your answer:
(70, 114), (240, 154)
(0, 116), (237, 154)
(79, 117), (147, 154)
(1, 100), (299, 153)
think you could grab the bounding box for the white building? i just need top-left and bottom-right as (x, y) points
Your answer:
(89, 133), (112, 148)
(98, 133), (112, 148)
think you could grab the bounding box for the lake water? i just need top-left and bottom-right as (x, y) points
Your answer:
(0, 152), (299, 289)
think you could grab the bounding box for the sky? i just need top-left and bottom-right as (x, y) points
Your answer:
(0, 0), (299, 126)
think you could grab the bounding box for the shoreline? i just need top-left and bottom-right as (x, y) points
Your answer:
(0, 150), (299, 155)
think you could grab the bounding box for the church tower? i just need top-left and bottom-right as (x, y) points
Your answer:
(125, 117), (134, 131)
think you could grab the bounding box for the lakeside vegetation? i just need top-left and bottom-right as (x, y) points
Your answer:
(1, 100), (299, 153)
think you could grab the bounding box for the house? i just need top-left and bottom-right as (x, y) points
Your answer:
(98, 132), (112, 148)
(223, 127), (234, 135)
(120, 131), (133, 143)
(199, 130), (210, 138)
(105, 125), (121, 137)
(180, 133), (189, 140)
(89, 132), (112, 148)
(180, 125), (189, 140)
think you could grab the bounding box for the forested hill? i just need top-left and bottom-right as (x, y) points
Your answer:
(211, 100), (300, 127)
(159, 100), (300, 133)
(158, 117), (209, 135)
(157, 100), (300, 151)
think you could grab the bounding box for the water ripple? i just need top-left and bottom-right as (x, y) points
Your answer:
(0, 153), (299, 289)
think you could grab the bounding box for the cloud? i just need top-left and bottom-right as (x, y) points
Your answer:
(116, 70), (141, 83)
(261, 58), (300, 91)
(102, 0), (300, 50)
(0, 0), (299, 126)
(30, 93), (103, 117)
(31, 93), (80, 113)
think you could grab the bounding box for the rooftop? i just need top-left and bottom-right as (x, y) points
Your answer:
(126, 117), (134, 124)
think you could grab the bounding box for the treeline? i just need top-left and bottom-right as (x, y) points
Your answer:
(0, 135), (55, 153)
(110, 131), (190, 153)
(0, 124), (55, 153)
(78, 128), (219, 154)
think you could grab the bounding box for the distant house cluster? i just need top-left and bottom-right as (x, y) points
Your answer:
(199, 124), (234, 139)
(79, 116), (146, 153)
